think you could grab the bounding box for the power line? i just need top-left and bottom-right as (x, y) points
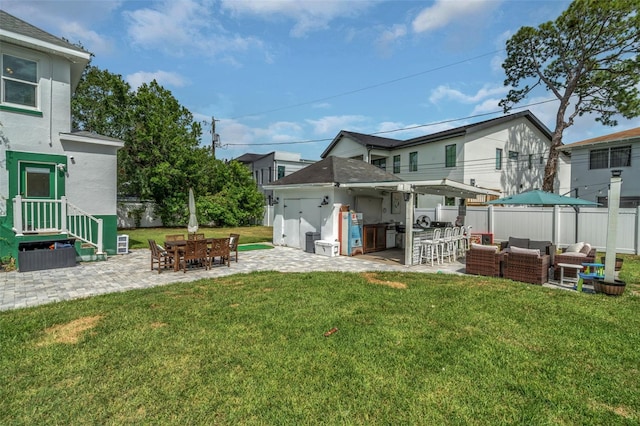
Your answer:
(223, 98), (559, 147)
(228, 49), (505, 120)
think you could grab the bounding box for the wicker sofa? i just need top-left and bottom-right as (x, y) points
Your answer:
(553, 242), (596, 280)
(499, 237), (555, 265)
(502, 247), (551, 285)
(465, 243), (502, 277)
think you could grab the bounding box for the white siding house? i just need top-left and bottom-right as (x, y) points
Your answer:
(321, 111), (571, 206)
(561, 127), (640, 207)
(235, 151), (315, 202)
(0, 11), (123, 268)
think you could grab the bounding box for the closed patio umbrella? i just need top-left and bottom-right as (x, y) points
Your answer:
(187, 188), (198, 234)
(487, 189), (598, 206)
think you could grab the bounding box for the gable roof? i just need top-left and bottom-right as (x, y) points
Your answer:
(234, 153), (268, 163)
(320, 110), (553, 158)
(268, 156), (402, 186)
(0, 10), (91, 90)
(561, 126), (640, 151)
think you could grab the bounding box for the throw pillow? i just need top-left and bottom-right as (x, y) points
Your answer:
(579, 243), (592, 255)
(508, 237), (530, 249)
(529, 240), (551, 254)
(565, 242), (584, 253)
(471, 243), (498, 253)
(509, 246), (541, 256)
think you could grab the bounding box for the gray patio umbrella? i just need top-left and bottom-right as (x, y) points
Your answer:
(187, 187), (198, 233)
(487, 189), (598, 206)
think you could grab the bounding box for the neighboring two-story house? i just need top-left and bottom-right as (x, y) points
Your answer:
(235, 151), (315, 203)
(321, 110), (571, 206)
(0, 11), (123, 270)
(561, 127), (640, 207)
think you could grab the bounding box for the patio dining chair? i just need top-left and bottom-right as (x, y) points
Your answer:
(179, 239), (209, 272)
(227, 233), (240, 263)
(187, 233), (205, 240)
(209, 237), (231, 267)
(148, 239), (175, 273)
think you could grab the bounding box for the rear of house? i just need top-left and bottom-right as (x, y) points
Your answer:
(0, 11), (123, 270)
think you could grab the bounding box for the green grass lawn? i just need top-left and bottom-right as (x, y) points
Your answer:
(1, 265), (639, 424)
(122, 226), (273, 250)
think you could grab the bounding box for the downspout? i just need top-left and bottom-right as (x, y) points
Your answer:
(47, 53), (54, 147)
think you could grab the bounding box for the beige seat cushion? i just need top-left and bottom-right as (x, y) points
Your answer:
(471, 243), (498, 253)
(510, 246), (541, 257)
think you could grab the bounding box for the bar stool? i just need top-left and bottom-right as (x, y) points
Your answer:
(420, 228), (441, 266)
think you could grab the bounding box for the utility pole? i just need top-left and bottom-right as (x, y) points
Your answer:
(211, 116), (221, 159)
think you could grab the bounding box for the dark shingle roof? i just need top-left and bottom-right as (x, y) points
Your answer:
(270, 156), (402, 186)
(0, 10), (89, 55)
(234, 153), (268, 163)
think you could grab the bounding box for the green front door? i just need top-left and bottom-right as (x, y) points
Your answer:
(20, 163), (56, 199)
(18, 162), (59, 231)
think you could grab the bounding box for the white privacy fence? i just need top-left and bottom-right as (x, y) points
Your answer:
(416, 205), (640, 254)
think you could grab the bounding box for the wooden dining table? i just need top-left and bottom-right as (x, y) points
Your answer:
(164, 238), (230, 272)
(164, 238), (214, 272)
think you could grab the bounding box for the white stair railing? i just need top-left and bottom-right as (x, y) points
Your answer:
(13, 195), (104, 254)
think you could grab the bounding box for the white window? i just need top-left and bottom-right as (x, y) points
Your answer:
(2, 54), (38, 108)
(25, 167), (50, 198)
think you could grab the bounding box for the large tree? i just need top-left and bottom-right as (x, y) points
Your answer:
(500, 0), (640, 191)
(71, 66), (132, 140)
(72, 68), (264, 226)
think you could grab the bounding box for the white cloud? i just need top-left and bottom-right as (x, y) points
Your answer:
(220, 0), (376, 37)
(3, 1), (120, 55)
(306, 115), (369, 135)
(429, 84), (509, 105)
(469, 98), (503, 116)
(126, 70), (188, 90)
(63, 22), (114, 56)
(375, 121), (430, 140)
(375, 24), (408, 56)
(124, 0), (265, 58)
(412, 0), (501, 33)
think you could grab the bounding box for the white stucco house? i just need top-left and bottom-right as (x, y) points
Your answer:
(561, 126), (640, 207)
(0, 11), (123, 270)
(321, 110), (571, 206)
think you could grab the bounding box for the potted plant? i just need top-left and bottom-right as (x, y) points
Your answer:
(601, 256), (623, 271)
(593, 279), (626, 296)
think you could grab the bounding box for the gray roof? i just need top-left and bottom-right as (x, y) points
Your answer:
(234, 153), (268, 163)
(320, 110), (553, 158)
(270, 156), (402, 186)
(0, 10), (89, 56)
(61, 130), (124, 144)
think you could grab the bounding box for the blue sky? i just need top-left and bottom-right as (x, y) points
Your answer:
(5, 0), (640, 161)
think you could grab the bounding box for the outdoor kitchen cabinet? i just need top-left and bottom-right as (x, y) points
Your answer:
(363, 224), (386, 253)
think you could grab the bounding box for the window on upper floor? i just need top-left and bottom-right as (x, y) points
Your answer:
(589, 146), (631, 169)
(277, 165), (285, 179)
(445, 144), (456, 168)
(409, 152), (418, 172)
(495, 148), (503, 170)
(393, 155), (400, 174)
(2, 54), (38, 108)
(528, 154), (533, 170)
(371, 158), (386, 170)
(508, 151), (519, 161)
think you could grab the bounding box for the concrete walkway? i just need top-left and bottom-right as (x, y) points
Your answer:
(1, 246), (467, 311)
